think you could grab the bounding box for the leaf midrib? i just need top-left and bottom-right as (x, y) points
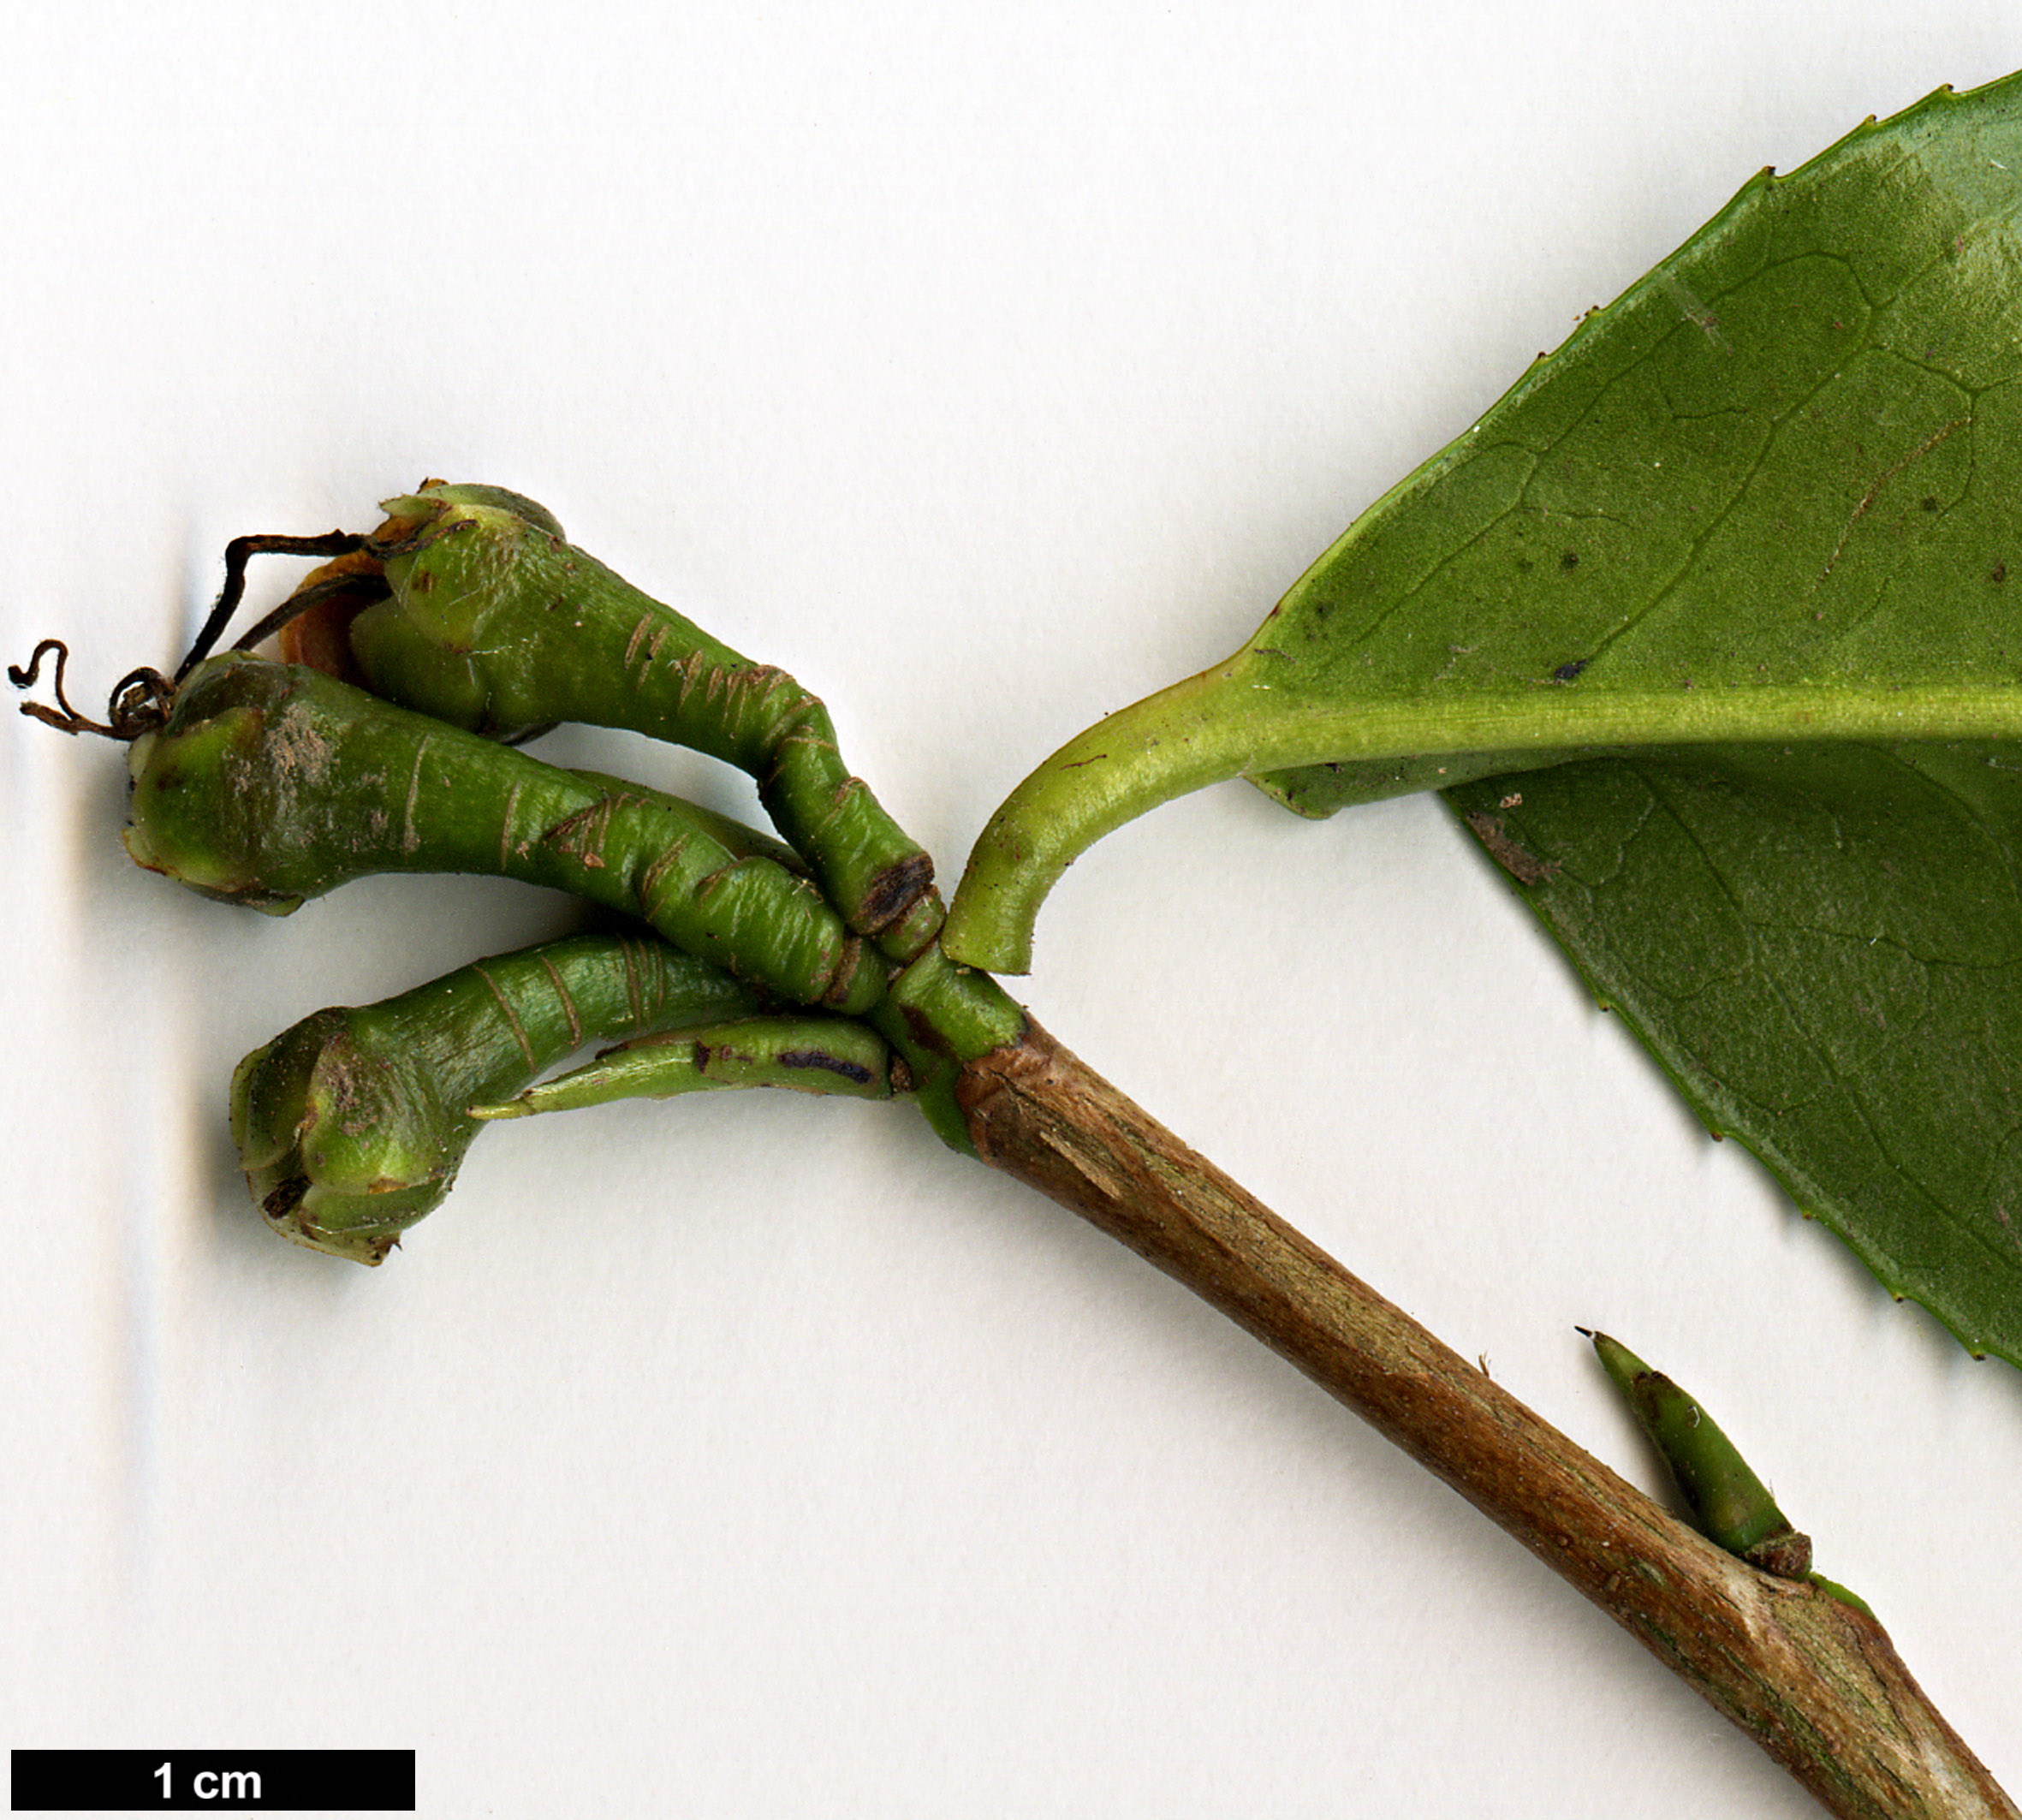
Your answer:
(945, 663), (2022, 971)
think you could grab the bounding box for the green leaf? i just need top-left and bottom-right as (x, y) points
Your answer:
(944, 74), (2022, 973)
(937, 73), (2022, 1367)
(1449, 746), (2022, 1367)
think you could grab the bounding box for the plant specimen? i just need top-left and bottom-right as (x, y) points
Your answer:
(18, 74), (2022, 1820)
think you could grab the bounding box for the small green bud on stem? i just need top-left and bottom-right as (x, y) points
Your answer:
(1583, 1328), (1815, 1580)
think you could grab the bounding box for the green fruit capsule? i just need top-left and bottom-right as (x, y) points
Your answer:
(1584, 1329), (1813, 1580)
(234, 933), (761, 1263)
(322, 482), (943, 960)
(123, 652), (887, 1014)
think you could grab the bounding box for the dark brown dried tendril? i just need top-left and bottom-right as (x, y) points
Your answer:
(9, 639), (175, 740)
(13, 520), (423, 741)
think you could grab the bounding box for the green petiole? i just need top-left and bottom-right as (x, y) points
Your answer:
(124, 652), (888, 1015)
(282, 482), (945, 961)
(235, 931), (764, 1263)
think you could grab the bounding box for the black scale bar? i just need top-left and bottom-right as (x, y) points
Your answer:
(10, 1751), (414, 1812)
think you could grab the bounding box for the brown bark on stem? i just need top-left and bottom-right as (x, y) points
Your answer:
(956, 1021), (2016, 1820)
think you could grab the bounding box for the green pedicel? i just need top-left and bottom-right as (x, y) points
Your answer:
(470, 1015), (893, 1120)
(336, 483), (944, 961)
(235, 932), (762, 1264)
(124, 653), (886, 1015)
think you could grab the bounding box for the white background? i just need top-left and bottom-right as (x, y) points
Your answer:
(4, 4), (2019, 1816)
